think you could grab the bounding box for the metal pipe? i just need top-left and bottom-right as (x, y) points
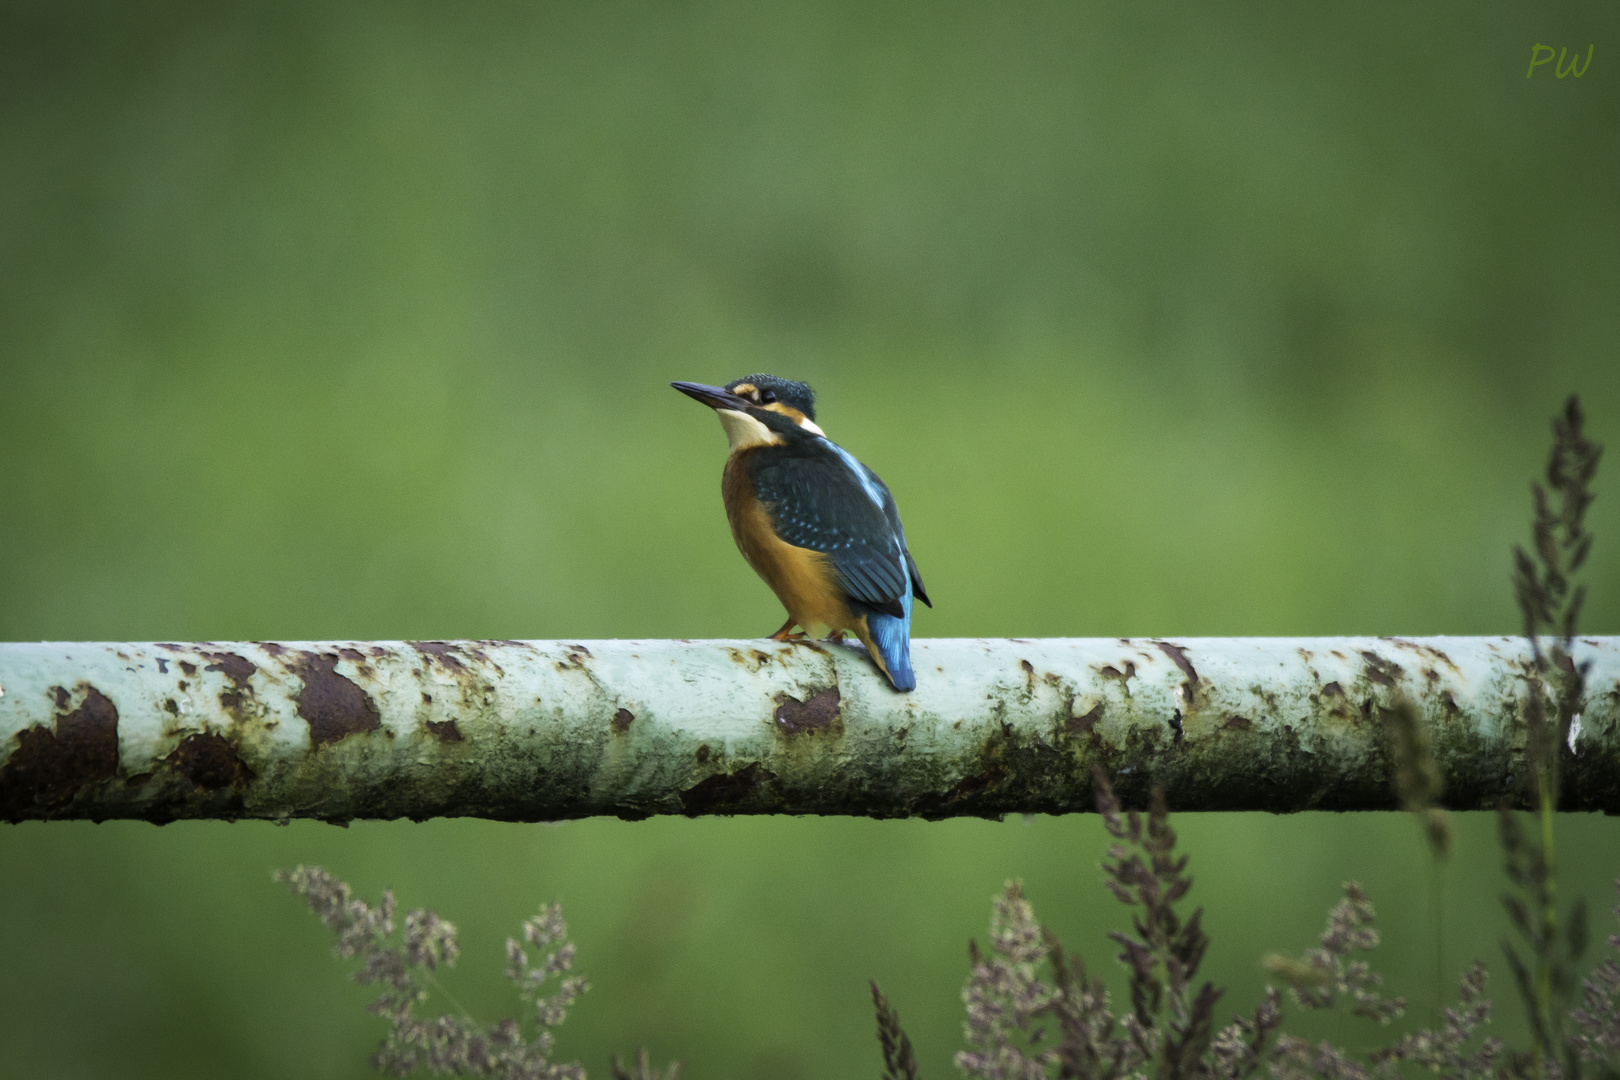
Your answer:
(0, 637), (1615, 822)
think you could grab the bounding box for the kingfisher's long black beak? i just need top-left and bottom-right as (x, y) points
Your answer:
(672, 381), (753, 411)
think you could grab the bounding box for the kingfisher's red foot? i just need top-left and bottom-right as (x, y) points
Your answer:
(768, 620), (806, 642)
(823, 631), (846, 643)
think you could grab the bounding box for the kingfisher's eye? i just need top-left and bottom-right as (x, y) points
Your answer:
(760, 389), (777, 404)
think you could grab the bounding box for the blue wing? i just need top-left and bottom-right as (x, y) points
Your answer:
(747, 440), (918, 618)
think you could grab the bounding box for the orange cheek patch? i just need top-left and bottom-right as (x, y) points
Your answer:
(762, 403), (808, 425)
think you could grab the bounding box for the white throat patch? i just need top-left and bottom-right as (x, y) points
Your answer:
(717, 409), (781, 451)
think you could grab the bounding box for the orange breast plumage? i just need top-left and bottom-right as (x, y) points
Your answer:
(722, 451), (853, 636)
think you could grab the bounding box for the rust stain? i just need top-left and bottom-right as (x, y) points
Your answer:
(1099, 661), (1137, 681)
(0, 685), (120, 819)
(201, 651), (255, 686)
(1382, 637), (1460, 673)
(291, 652), (381, 746)
(1223, 716), (1254, 731)
(424, 720), (463, 742)
(1360, 651), (1403, 687)
(679, 763), (776, 814)
(411, 641), (467, 673)
(1066, 704), (1103, 736)
(179, 661), (197, 677)
(1321, 681), (1344, 697)
(611, 708), (635, 734)
(201, 651), (256, 714)
(773, 687), (841, 736)
(165, 733), (255, 790)
(1153, 640), (1200, 684)
(333, 647), (376, 679)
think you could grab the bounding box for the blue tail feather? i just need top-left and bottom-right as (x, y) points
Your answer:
(865, 579), (915, 691)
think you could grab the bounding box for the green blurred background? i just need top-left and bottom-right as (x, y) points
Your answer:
(2, 2), (1618, 1077)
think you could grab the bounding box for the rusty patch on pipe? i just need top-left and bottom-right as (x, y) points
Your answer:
(773, 687), (841, 736)
(1153, 640), (1203, 706)
(1360, 651), (1402, 687)
(679, 763), (777, 814)
(1223, 716), (1254, 731)
(1153, 641), (1200, 685)
(722, 646), (777, 672)
(200, 651), (256, 714)
(1066, 704), (1102, 736)
(200, 651), (255, 687)
(411, 641), (467, 673)
(0, 685), (120, 818)
(611, 708), (635, 734)
(1382, 637), (1460, 673)
(424, 720), (463, 742)
(165, 733), (255, 790)
(291, 653), (381, 746)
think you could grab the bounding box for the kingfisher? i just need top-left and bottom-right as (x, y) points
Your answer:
(672, 374), (931, 691)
